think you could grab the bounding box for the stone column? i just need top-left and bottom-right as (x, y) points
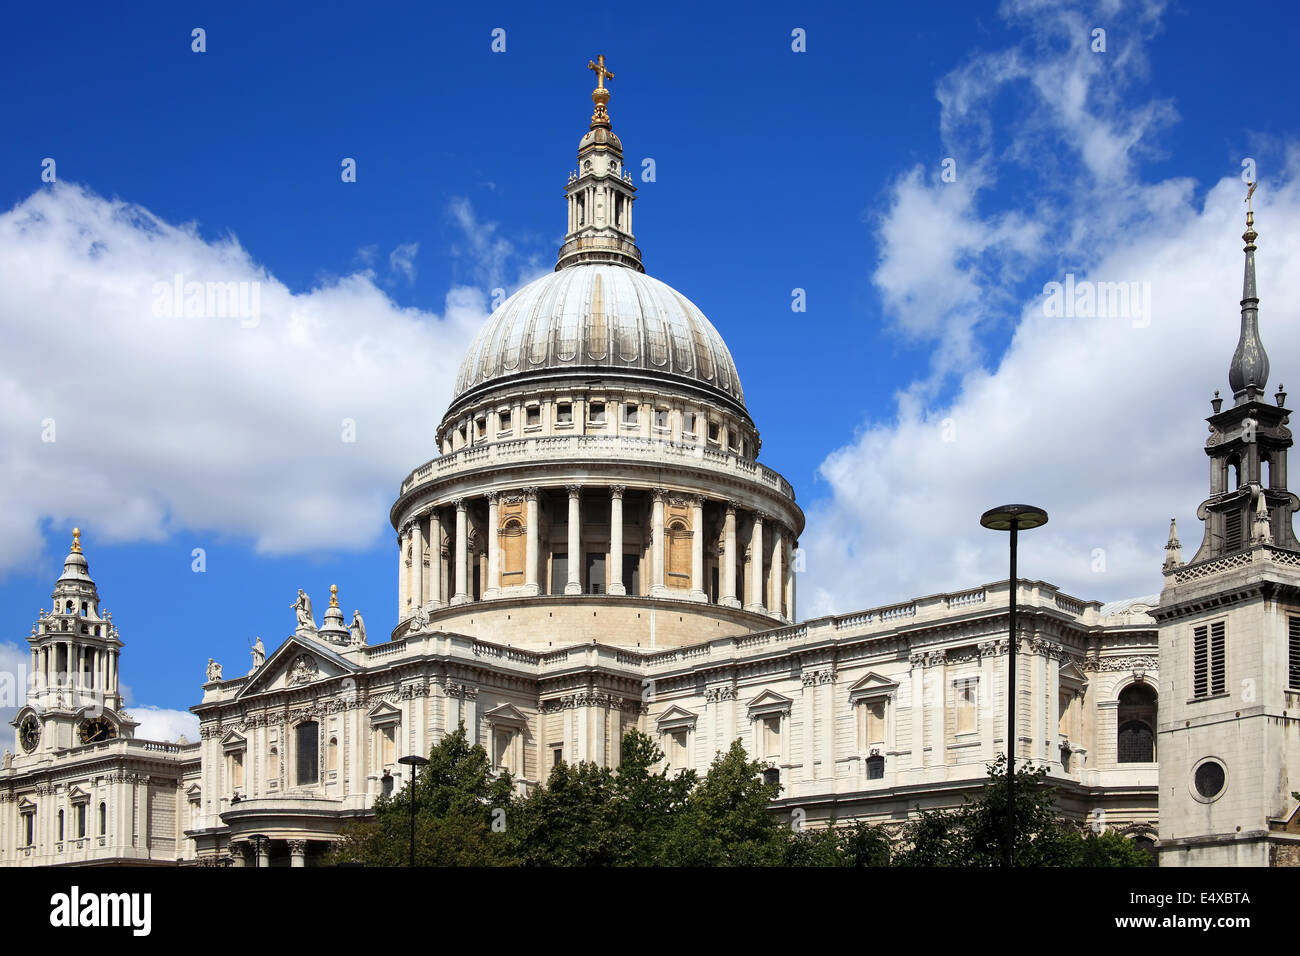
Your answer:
(452, 499), (469, 605)
(785, 538), (796, 622)
(650, 491), (668, 597)
(288, 840), (307, 868)
(485, 494), (500, 598)
(398, 527), (409, 614)
(608, 486), (626, 595)
(689, 496), (706, 602)
(721, 503), (739, 608)
(428, 510), (442, 605)
(745, 514), (766, 613)
(524, 488), (540, 596)
(231, 840), (249, 867)
(770, 526), (784, 619)
(413, 518), (426, 609)
(909, 655), (927, 772)
(565, 485), (582, 595)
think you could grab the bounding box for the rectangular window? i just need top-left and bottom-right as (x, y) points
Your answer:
(682, 412), (696, 436)
(526, 405), (541, 427)
(76, 804), (86, 838)
(1193, 621), (1227, 698)
(622, 554), (640, 596)
(556, 403), (573, 424)
(24, 813), (35, 847)
(1291, 616), (1300, 690)
(475, 417), (486, 441)
(655, 408), (669, 430)
(863, 701), (885, 746)
(296, 722), (319, 785)
(670, 730), (688, 768)
(707, 421), (720, 443)
(499, 410), (512, 431)
(954, 679), (978, 734)
(551, 553), (568, 595)
(380, 725), (396, 766)
(589, 403), (606, 424)
(761, 715), (781, 761)
(552, 746), (563, 767)
(623, 403), (638, 426)
(585, 553), (605, 594)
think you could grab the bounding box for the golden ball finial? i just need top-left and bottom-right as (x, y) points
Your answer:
(330, 584), (339, 607)
(71, 528), (82, 553)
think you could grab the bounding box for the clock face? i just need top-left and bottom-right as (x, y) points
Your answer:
(77, 717), (115, 745)
(18, 715), (39, 754)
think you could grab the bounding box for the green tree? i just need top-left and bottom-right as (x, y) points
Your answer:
(661, 740), (785, 866)
(893, 756), (1148, 867)
(328, 723), (516, 867)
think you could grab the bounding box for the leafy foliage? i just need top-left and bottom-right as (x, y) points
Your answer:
(329, 732), (1146, 867)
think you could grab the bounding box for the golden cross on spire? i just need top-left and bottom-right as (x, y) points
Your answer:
(588, 54), (614, 90)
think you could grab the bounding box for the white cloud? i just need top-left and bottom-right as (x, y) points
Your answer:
(0, 183), (499, 573)
(802, 0), (1300, 616)
(127, 705), (199, 744)
(388, 242), (419, 283)
(0, 641), (30, 735)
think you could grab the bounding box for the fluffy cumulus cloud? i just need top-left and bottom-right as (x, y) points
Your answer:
(801, 0), (1300, 616)
(0, 183), (495, 574)
(126, 706), (200, 744)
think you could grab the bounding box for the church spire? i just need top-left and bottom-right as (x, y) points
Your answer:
(556, 55), (644, 273)
(1228, 185), (1269, 404)
(1162, 518), (1183, 572)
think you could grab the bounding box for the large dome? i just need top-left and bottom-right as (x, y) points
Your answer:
(452, 263), (746, 412)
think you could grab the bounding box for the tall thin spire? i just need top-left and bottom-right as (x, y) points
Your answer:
(1163, 518), (1183, 571)
(1228, 186), (1269, 403)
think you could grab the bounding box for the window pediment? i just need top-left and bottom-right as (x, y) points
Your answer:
(368, 701), (402, 726)
(484, 703), (527, 728)
(746, 689), (792, 718)
(68, 785), (91, 804)
(221, 730), (247, 752)
(655, 705), (698, 732)
(848, 672), (900, 703)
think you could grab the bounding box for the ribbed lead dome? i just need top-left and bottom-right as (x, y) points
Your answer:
(452, 263), (745, 409)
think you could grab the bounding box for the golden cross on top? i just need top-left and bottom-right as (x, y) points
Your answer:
(588, 54), (614, 90)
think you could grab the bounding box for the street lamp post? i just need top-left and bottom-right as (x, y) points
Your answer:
(249, 833), (267, 869)
(980, 503), (1048, 867)
(397, 754), (430, 867)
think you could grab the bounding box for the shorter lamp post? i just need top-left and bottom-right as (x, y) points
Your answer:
(979, 503), (1048, 867)
(397, 754), (430, 867)
(249, 833), (267, 869)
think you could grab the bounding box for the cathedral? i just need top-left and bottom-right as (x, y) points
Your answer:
(3, 61), (1298, 867)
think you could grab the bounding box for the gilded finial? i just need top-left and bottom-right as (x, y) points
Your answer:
(1246, 180), (1257, 226)
(70, 528), (82, 554)
(330, 584), (339, 607)
(587, 54), (614, 128)
(588, 54), (614, 90)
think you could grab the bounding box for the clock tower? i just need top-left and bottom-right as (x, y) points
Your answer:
(12, 529), (136, 757)
(1155, 206), (1300, 866)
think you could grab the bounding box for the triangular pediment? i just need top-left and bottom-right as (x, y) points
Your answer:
(68, 785), (90, 802)
(185, 783), (202, 800)
(848, 672), (900, 699)
(484, 702), (527, 727)
(221, 730), (247, 750)
(236, 634), (359, 699)
(368, 700), (402, 722)
(746, 689), (793, 716)
(1058, 661), (1087, 686)
(17, 797), (36, 811)
(655, 705), (698, 729)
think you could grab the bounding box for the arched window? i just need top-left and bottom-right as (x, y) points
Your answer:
(866, 755), (885, 780)
(58, 809), (64, 842)
(1117, 684), (1157, 763)
(98, 801), (107, 836)
(327, 736), (338, 773)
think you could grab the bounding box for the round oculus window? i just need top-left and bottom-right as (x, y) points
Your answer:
(1194, 760), (1226, 800)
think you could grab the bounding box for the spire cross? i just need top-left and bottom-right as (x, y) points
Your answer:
(588, 55), (614, 90)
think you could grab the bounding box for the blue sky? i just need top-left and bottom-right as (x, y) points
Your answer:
(1, 0), (1298, 731)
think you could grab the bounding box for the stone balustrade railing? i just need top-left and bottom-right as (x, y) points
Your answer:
(399, 434), (796, 501)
